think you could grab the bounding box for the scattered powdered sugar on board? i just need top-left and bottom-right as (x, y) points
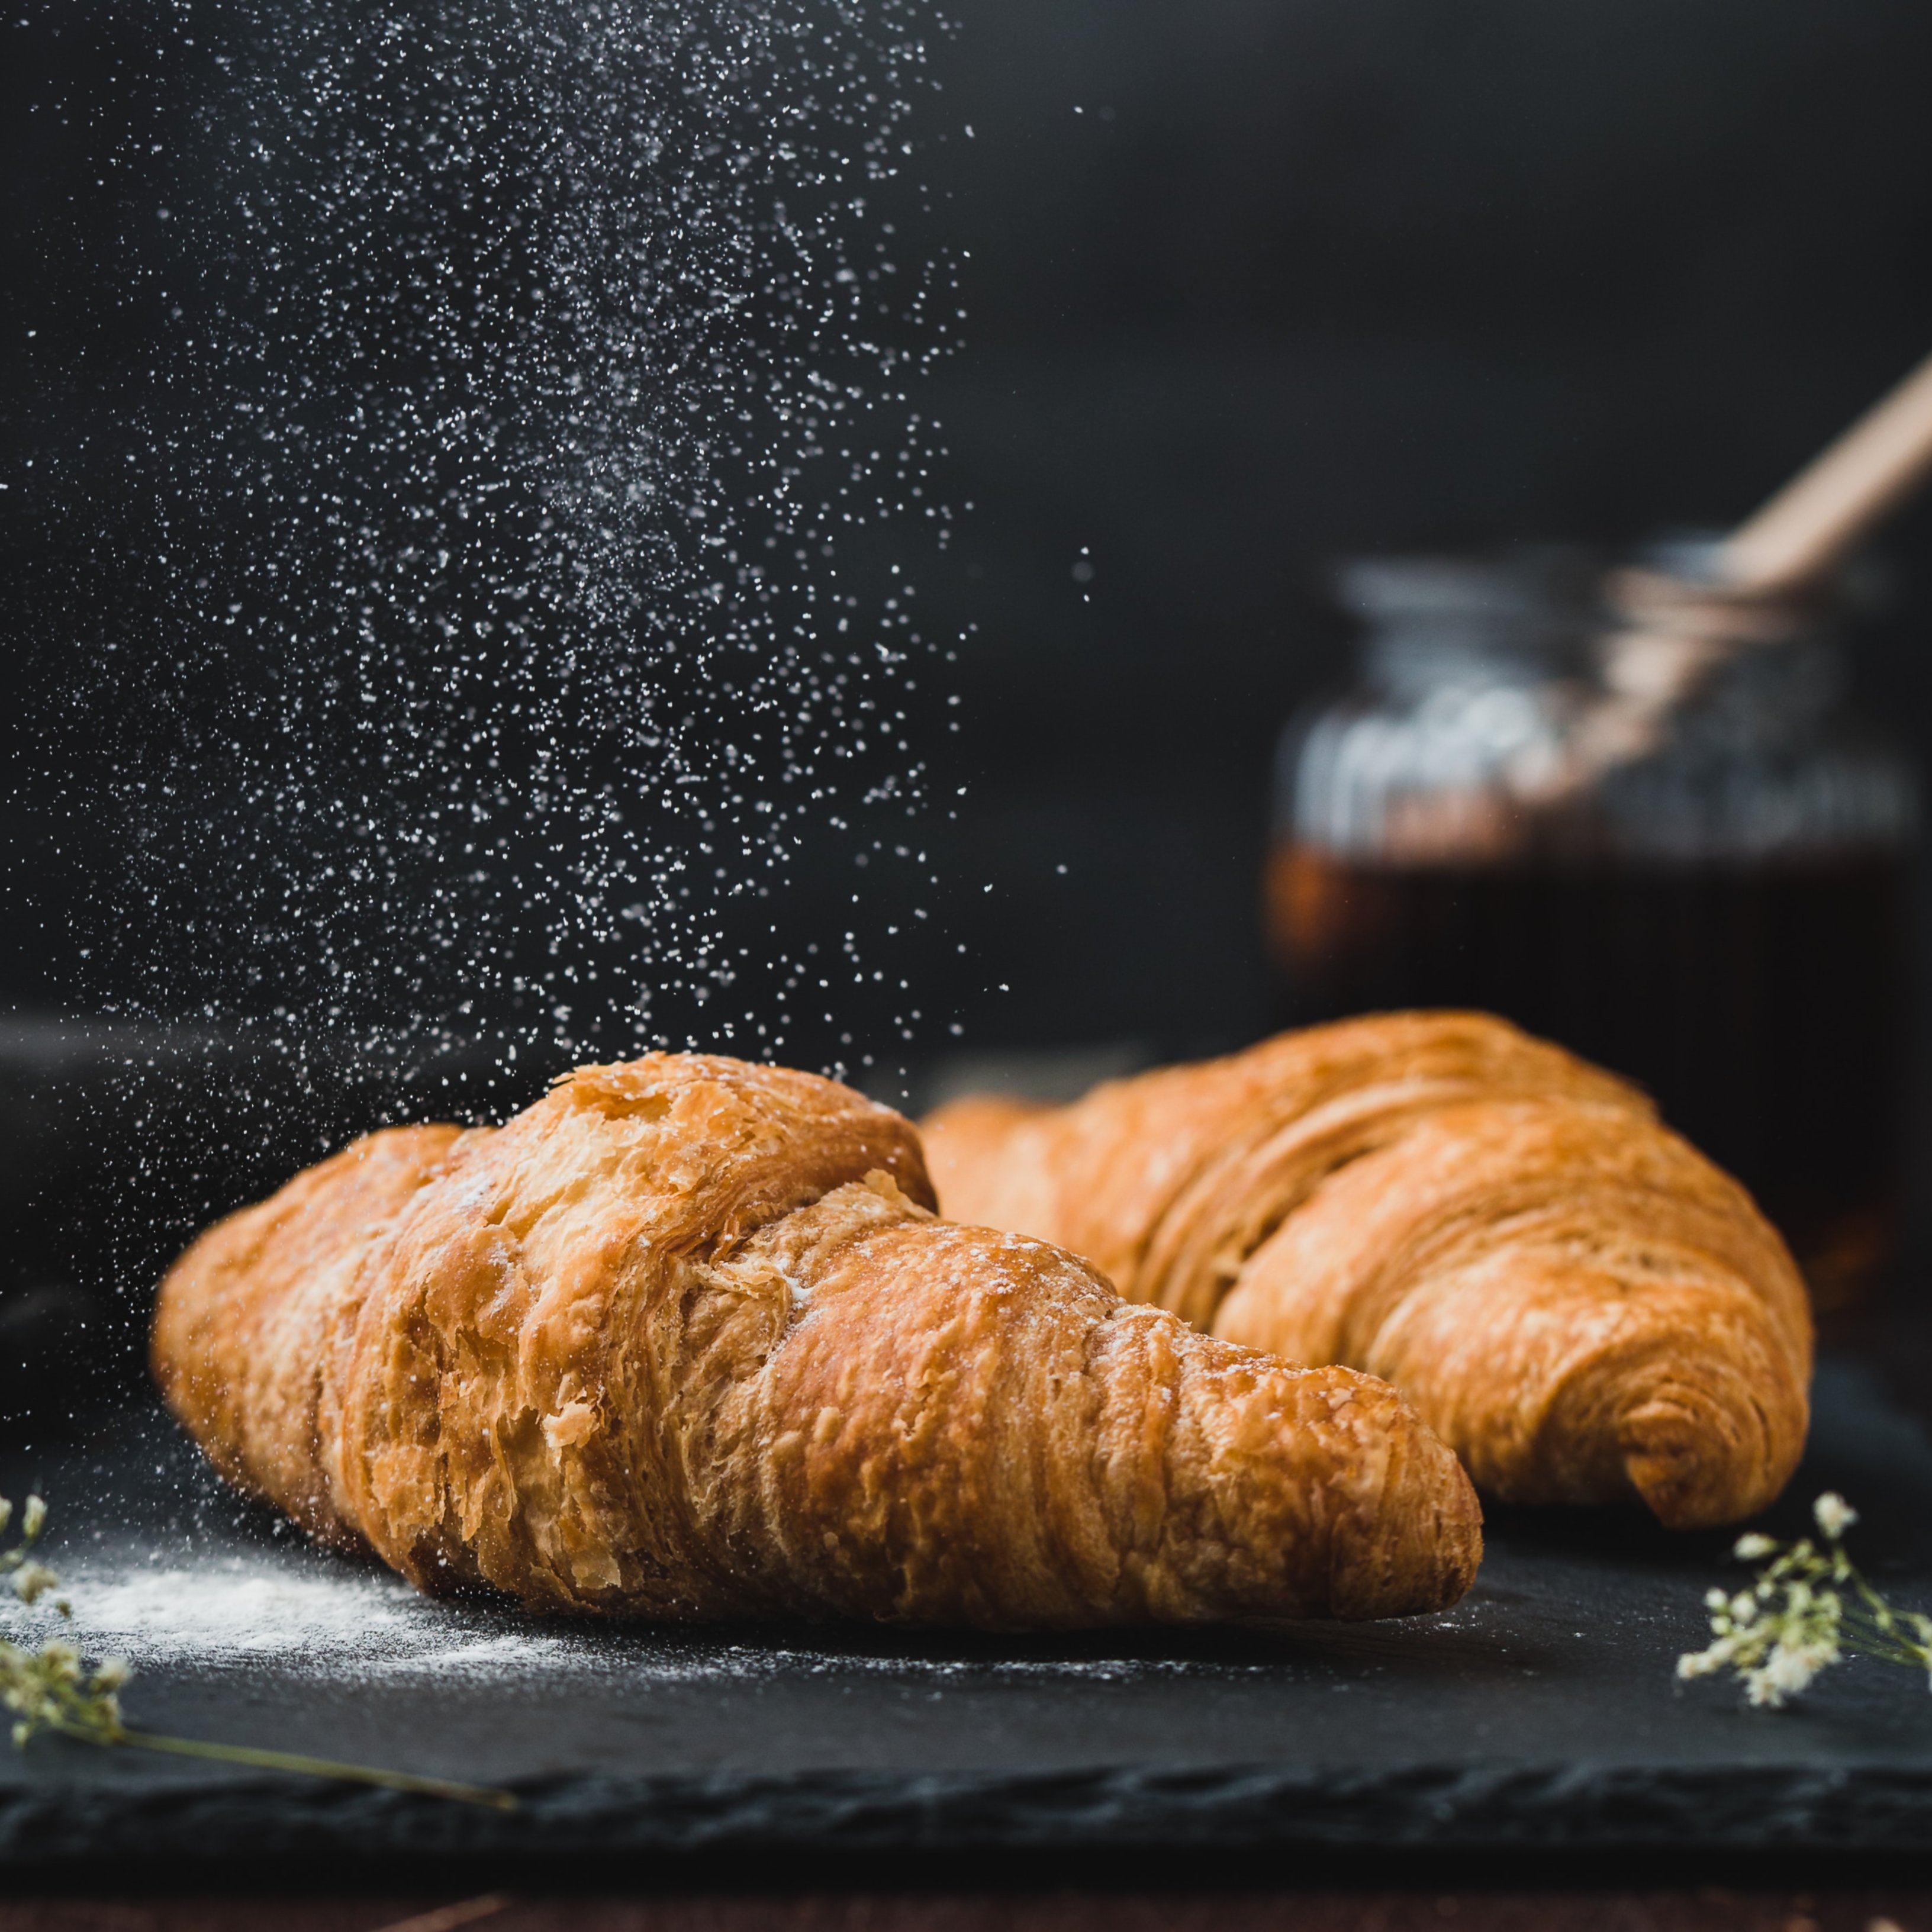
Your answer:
(2, 1538), (594, 1681)
(1, 1529), (1286, 1689)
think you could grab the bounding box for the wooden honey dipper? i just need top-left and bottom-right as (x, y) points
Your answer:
(1518, 347), (1932, 808)
(1717, 346), (1932, 595)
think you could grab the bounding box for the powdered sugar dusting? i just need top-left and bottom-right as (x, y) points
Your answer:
(2, 1540), (590, 1680)
(2, 1531), (1279, 1688)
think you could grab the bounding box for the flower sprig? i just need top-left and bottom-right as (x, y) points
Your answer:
(2, 1495), (66, 1615)
(1, 1492), (514, 1808)
(1, 1492), (130, 1750)
(1677, 1492), (1932, 1708)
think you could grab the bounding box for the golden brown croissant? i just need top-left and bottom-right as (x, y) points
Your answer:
(922, 1013), (1812, 1531)
(153, 1053), (1481, 1627)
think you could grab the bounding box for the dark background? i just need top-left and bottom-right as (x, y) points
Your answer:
(911, 0), (1932, 1060)
(5, 0), (1932, 1424)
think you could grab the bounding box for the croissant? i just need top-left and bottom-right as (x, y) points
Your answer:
(152, 1053), (1481, 1628)
(922, 1012), (1812, 1531)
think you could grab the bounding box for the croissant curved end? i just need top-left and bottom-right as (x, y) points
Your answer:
(1614, 1356), (1809, 1531)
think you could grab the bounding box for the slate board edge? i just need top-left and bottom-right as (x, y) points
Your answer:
(5, 1761), (1932, 1866)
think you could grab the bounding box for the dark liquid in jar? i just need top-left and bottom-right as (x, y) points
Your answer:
(1266, 843), (1910, 1306)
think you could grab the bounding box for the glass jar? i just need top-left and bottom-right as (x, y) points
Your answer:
(1266, 547), (1919, 1307)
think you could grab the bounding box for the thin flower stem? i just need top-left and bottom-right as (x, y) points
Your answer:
(1839, 1626), (1925, 1667)
(67, 1722), (517, 1811)
(1853, 1573), (1901, 1628)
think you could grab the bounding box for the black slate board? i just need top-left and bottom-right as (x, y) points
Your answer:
(7, 1350), (1932, 1873)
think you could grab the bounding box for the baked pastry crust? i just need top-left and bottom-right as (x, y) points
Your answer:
(154, 1053), (1480, 1626)
(922, 1012), (1812, 1530)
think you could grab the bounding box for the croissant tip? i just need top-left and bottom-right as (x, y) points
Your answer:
(1328, 1422), (1485, 1619)
(1618, 1376), (1808, 1531)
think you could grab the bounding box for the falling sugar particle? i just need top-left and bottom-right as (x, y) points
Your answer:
(56, 0), (968, 1129)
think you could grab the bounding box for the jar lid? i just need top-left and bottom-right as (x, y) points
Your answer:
(1334, 548), (1598, 632)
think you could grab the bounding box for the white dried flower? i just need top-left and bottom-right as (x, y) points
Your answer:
(1679, 1492), (1932, 1711)
(0, 1498), (12, 1537)
(1744, 1637), (1839, 1709)
(1, 1498), (139, 1757)
(12, 1563), (61, 1608)
(1814, 1493), (1858, 1541)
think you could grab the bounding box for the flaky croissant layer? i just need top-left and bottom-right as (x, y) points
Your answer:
(152, 1054), (1481, 1627)
(922, 1013), (1814, 1530)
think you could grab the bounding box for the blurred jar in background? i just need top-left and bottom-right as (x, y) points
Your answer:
(1267, 548), (1919, 1307)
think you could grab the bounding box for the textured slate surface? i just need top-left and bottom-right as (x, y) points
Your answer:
(5, 1350), (1932, 1869)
